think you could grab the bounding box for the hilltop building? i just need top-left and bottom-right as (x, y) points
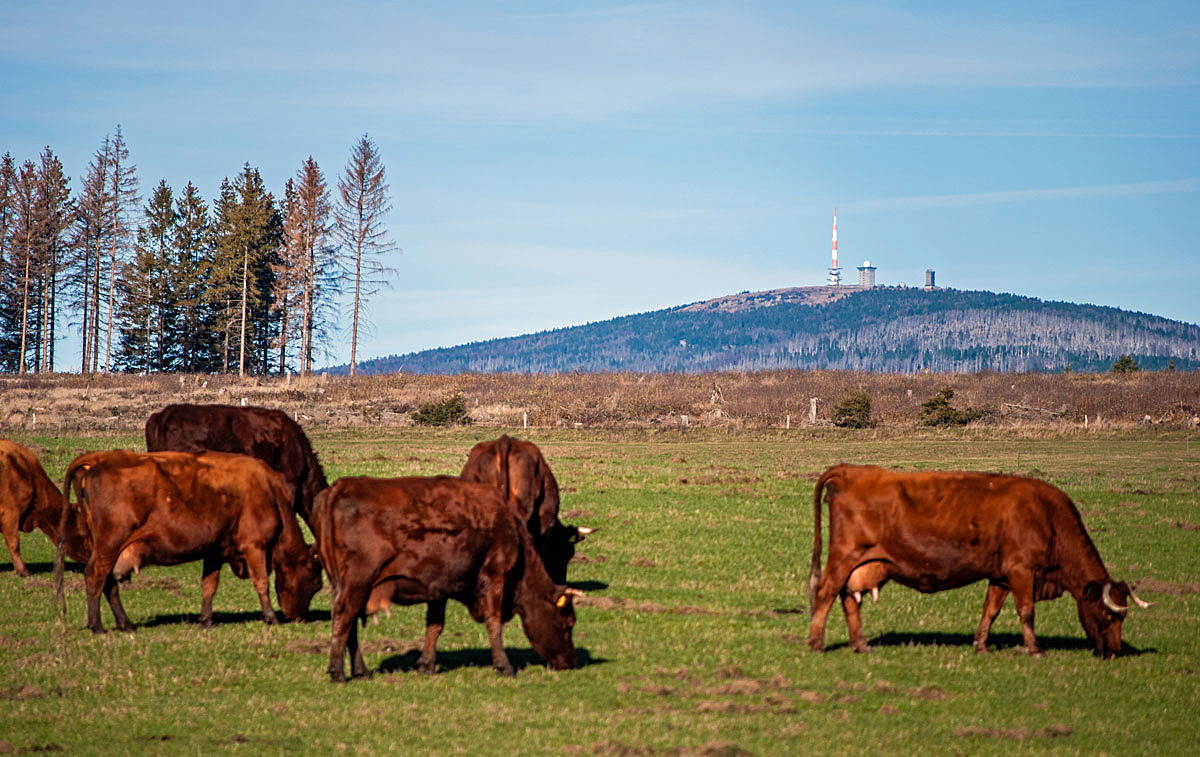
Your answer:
(857, 260), (876, 288)
(924, 269), (936, 290)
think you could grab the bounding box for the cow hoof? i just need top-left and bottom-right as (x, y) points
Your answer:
(117, 624), (135, 633)
(417, 661), (437, 675)
(807, 642), (825, 653)
(329, 672), (347, 684)
(15, 568), (32, 578)
(1027, 648), (1046, 659)
(495, 665), (516, 677)
(200, 617), (215, 629)
(88, 626), (106, 635)
(851, 643), (872, 654)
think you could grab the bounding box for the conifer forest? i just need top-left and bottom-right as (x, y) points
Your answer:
(0, 128), (394, 376)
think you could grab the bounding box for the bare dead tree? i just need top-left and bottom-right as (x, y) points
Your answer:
(335, 134), (396, 376)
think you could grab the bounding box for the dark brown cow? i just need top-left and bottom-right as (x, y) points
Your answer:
(0, 440), (87, 575)
(314, 475), (579, 682)
(145, 403), (327, 527)
(460, 435), (593, 584)
(55, 450), (322, 633)
(807, 464), (1150, 658)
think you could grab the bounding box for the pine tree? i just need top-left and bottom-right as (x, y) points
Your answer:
(335, 134), (396, 376)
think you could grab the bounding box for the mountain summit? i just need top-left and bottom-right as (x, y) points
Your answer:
(345, 286), (1200, 374)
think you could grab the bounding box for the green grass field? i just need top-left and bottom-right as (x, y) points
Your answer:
(2, 428), (1198, 755)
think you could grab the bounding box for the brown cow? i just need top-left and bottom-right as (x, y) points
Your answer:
(55, 450), (322, 633)
(807, 464), (1150, 658)
(314, 475), (579, 682)
(0, 440), (88, 575)
(145, 403), (327, 527)
(460, 435), (593, 584)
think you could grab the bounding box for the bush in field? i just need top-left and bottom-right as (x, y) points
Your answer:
(919, 387), (984, 427)
(1112, 354), (1139, 374)
(831, 389), (874, 428)
(412, 394), (472, 426)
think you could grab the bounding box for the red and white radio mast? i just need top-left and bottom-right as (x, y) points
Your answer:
(828, 208), (841, 285)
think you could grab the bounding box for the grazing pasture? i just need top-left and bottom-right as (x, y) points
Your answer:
(1, 427), (1197, 755)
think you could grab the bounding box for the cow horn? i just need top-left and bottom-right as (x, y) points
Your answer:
(576, 526), (596, 536)
(1101, 582), (1127, 613)
(564, 588), (586, 598)
(1129, 587), (1154, 609)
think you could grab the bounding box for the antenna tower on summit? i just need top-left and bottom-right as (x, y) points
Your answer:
(828, 209), (841, 285)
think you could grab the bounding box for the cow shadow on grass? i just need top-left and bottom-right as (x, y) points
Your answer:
(2, 560), (84, 576)
(140, 611), (278, 628)
(377, 646), (605, 675)
(826, 631), (1153, 656)
(569, 580), (608, 592)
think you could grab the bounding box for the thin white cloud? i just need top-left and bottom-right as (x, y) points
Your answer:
(846, 178), (1200, 212)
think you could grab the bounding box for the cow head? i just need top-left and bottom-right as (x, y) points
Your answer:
(1078, 580), (1151, 658)
(540, 522), (596, 585)
(520, 586), (581, 671)
(275, 544), (323, 622)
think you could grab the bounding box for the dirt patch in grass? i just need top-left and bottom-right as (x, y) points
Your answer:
(0, 684), (61, 700)
(284, 637), (420, 656)
(956, 724), (1073, 741)
(0, 741), (65, 754)
(578, 596), (720, 616)
(566, 740), (754, 756)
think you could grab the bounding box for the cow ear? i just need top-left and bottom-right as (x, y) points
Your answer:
(555, 587), (585, 608)
(1082, 581), (1103, 601)
(571, 526), (597, 544)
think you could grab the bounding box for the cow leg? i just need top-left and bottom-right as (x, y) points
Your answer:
(84, 554), (116, 633)
(840, 592), (871, 653)
(1008, 571), (1043, 657)
(328, 583), (371, 682)
(1, 510), (31, 577)
(104, 576), (134, 632)
(973, 583), (1009, 653)
(348, 620), (369, 680)
(243, 549), (278, 625)
(418, 600), (446, 674)
(808, 556), (859, 652)
(199, 557), (222, 628)
(484, 614), (515, 677)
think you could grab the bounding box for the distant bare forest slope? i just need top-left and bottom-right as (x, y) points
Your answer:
(343, 287), (1200, 374)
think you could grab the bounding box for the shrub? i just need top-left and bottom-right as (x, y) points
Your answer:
(831, 389), (874, 428)
(1112, 354), (1139, 374)
(919, 387), (984, 427)
(412, 394), (472, 426)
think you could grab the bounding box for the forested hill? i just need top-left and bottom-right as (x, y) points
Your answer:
(345, 287), (1200, 374)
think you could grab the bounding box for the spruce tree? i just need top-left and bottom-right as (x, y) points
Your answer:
(0, 154), (19, 370)
(211, 165), (281, 375)
(33, 147), (74, 372)
(71, 136), (112, 374)
(174, 182), (218, 372)
(115, 180), (175, 372)
(102, 126), (139, 373)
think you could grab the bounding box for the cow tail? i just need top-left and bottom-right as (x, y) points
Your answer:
(54, 462), (84, 619)
(314, 486), (339, 598)
(498, 434), (512, 504)
(808, 468), (836, 618)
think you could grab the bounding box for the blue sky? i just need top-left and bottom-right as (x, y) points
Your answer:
(3, 1), (1198, 368)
